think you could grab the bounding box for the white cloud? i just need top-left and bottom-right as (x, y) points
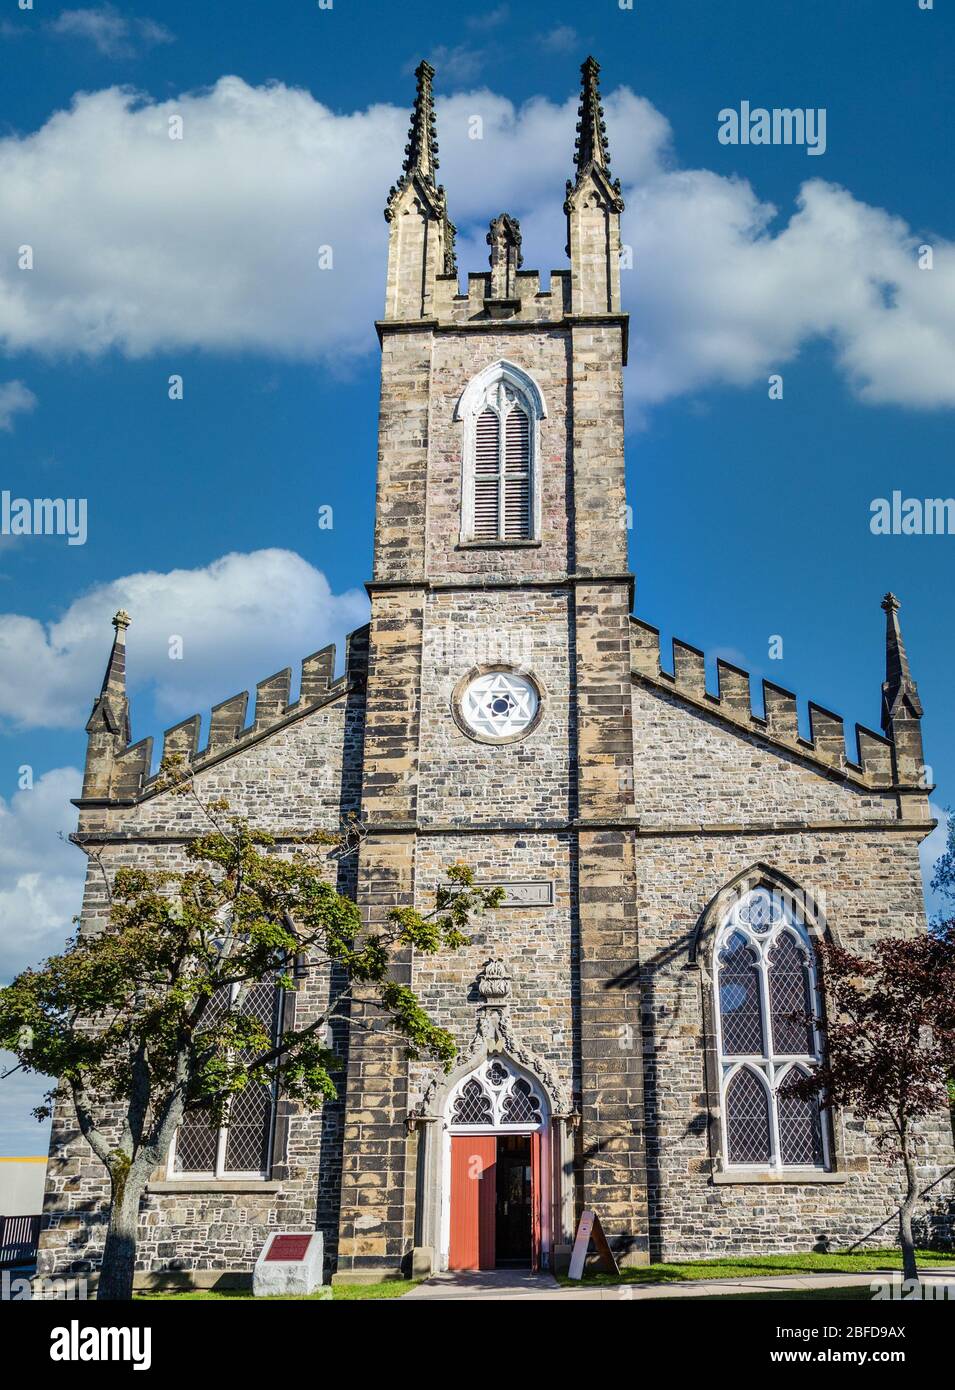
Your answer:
(0, 767), (84, 982)
(426, 45), (486, 84)
(0, 76), (952, 411)
(467, 5), (509, 31)
(0, 380), (36, 431)
(49, 6), (173, 59)
(541, 26), (579, 54)
(0, 1054), (52, 1155)
(0, 769), (81, 1154)
(0, 548), (369, 731)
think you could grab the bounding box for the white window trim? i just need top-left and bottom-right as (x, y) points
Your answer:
(167, 1100), (277, 1183)
(714, 889), (831, 1174)
(455, 360), (546, 545)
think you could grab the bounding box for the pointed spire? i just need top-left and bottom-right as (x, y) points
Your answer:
(574, 56), (612, 176)
(880, 592), (923, 732)
(87, 609), (131, 743)
(384, 60), (456, 279)
(565, 55), (624, 217)
(81, 611), (132, 801)
(402, 60), (439, 185)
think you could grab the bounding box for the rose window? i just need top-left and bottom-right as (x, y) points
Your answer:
(458, 670), (540, 740)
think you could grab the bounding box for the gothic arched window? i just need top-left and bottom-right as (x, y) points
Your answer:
(446, 1057), (547, 1129)
(170, 978), (281, 1180)
(714, 887), (828, 1171)
(455, 361), (545, 545)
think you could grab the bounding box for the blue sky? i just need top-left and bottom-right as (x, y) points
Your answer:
(1, 0), (953, 1152)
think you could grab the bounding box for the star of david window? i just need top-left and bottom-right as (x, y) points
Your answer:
(714, 887), (828, 1171)
(455, 669), (541, 743)
(447, 1058), (546, 1129)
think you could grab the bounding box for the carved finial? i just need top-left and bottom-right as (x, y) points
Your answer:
(575, 56), (611, 174)
(486, 213), (523, 300)
(478, 957), (512, 1004)
(881, 591), (923, 733)
(403, 60), (439, 184)
(83, 605), (132, 773)
(565, 56), (624, 214)
(384, 61), (456, 276)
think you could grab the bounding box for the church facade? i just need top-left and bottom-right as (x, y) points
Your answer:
(40, 58), (953, 1286)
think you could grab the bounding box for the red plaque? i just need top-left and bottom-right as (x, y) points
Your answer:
(266, 1234), (312, 1262)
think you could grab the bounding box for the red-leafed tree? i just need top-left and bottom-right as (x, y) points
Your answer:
(785, 925), (955, 1283)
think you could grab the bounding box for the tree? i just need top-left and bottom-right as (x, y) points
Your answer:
(0, 770), (501, 1300)
(785, 926), (955, 1283)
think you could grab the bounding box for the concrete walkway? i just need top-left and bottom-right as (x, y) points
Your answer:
(404, 1268), (955, 1301)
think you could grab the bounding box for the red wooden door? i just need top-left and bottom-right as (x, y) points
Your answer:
(530, 1130), (542, 1272)
(449, 1136), (497, 1271)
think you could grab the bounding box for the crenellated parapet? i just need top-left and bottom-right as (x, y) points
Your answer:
(426, 264), (573, 327)
(77, 624), (369, 809)
(630, 615), (910, 793)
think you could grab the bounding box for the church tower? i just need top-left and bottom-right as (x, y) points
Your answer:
(334, 56), (649, 1279)
(39, 54), (952, 1292)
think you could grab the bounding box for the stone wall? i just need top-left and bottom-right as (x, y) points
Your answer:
(631, 681), (954, 1259)
(38, 691), (365, 1283)
(409, 831), (578, 1107)
(418, 587), (572, 825)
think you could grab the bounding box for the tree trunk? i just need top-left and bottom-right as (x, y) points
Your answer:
(97, 1179), (145, 1301)
(899, 1147), (920, 1288)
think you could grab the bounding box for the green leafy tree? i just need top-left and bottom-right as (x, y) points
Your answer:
(785, 925), (955, 1284)
(0, 771), (500, 1301)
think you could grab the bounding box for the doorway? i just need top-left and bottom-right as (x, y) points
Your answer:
(440, 1056), (551, 1273)
(495, 1135), (532, 1266)
(448, 1131), (542, 1271)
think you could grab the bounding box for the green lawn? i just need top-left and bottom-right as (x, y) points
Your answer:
(133, 1249), (955, 1300)
(560, 1248), (955, 1289)
(137, 1279), (418, 1301)
(691, 1286), (878, 1302)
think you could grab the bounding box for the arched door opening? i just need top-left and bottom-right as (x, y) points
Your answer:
(442, 1056), (551, 1272)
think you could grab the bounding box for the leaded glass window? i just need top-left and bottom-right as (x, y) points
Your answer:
(714, 887), (828, 1171)
(451, 1078), (494, 1125)
(446, 1058), (546, 1130)
(725, 1068), (771, 1164)
(718, 933), (763, 1055)
(501, 1078), (542, 1124)
(171, 978), (280, 1179)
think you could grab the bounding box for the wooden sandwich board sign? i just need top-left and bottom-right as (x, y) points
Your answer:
(567, 1209), (620, 1280)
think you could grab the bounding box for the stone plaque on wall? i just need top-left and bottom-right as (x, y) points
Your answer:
(478, 881), (554, 907)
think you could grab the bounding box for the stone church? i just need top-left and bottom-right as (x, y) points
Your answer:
(40, 58), (953, 1285)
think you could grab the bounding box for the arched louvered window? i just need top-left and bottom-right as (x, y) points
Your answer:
(503, 406), (530, 539)
(714, 887), (828, 1171)
(457, 363), (544, 544)
(170, 978), (280, 1179)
